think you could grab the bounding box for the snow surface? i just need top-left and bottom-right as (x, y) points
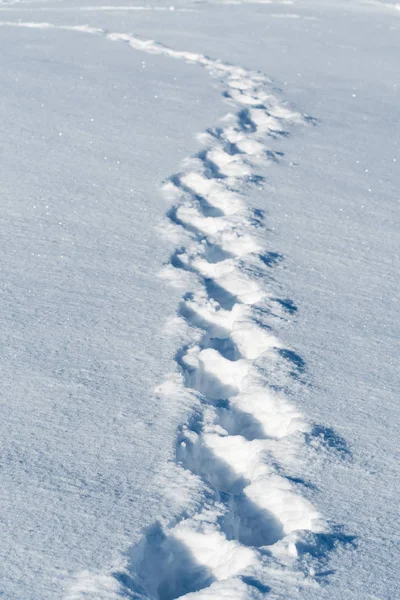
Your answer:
(0, 1), (399, 599)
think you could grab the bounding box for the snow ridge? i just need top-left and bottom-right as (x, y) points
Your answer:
(0, 20), (353, 599)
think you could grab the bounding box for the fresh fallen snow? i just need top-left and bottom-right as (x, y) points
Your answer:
(0, 1), (399, 600)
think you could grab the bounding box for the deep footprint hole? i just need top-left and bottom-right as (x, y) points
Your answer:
(217, 405), (266, 441)
(166, 205), (201, 238)
(203, 243), (235, 264)
(206, 336), (243, 361)
(237, 108), (257, 132)
(178, 301), (232, 339)
(221, 492), (284, 548)
(204, 278), (238, 310)
(197, 150), (226, 180)
(127, 523), (215, 600)
(177, 438), (249, 495)
(170, 173), (225, 218)
(183, 365), (239, 402)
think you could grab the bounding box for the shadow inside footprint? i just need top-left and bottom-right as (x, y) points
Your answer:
(204, 278), (238, 310)
(170, 174), (225, 218)
(183, 365), (239, 401)
(178, 301), (231, 339)
(203, 243), (235, 264)
(126, 522), (215, 600)
(206, 336), (243, 361)
(222, 493), (284, 548)
(237, 108), (257, 132)
(177, 436), (248, 495)
(217, 405), (266, 441)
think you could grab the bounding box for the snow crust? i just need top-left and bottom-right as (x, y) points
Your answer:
(0, 0), (399, 599)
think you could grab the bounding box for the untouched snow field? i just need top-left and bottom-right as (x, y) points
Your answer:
(0, 1), (399, 599)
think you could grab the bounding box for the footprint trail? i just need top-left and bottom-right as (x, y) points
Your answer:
(0, 19), (354, 599)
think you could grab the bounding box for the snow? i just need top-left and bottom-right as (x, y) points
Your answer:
(0, 1), (399, 599)
(0, 19), (226, 599)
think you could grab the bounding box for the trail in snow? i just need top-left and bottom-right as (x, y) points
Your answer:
(0, 20), (354, 599)
(0, 0), (294, 9)
(0, 5), (196, 11)
(217, 1), (294, 5)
